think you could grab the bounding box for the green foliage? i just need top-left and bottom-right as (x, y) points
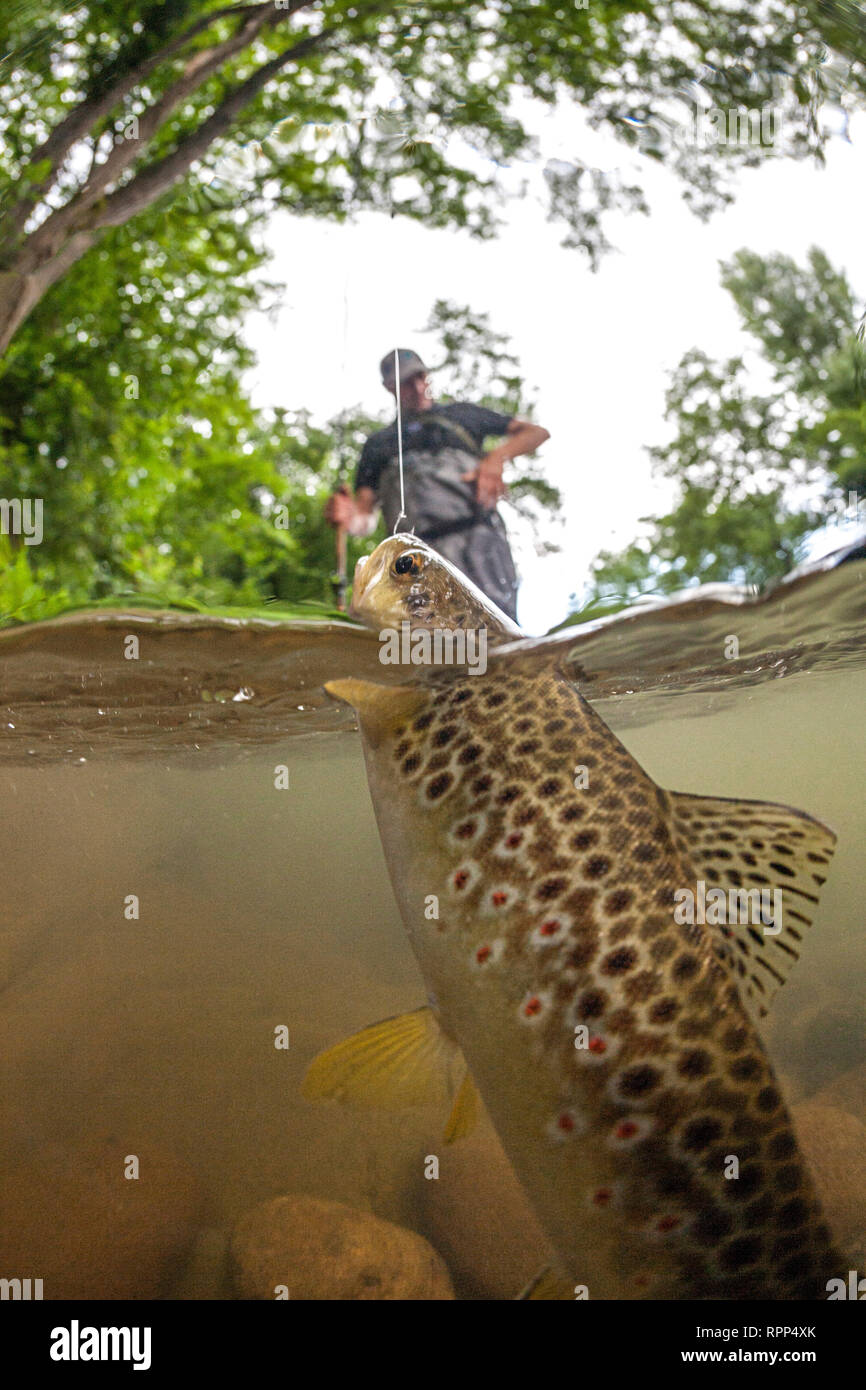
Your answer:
(582, 247), (866, 609)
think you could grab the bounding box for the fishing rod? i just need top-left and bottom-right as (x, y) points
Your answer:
(331, 411), (349, 613)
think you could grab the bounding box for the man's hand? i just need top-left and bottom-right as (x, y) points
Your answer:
(462, 451), (508, 508)
(324, 484), (378, 536)
(324, 484), (353, 528)
(462, 418), (550, 509)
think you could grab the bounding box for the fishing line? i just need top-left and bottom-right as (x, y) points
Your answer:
(392, 345), (407, 534)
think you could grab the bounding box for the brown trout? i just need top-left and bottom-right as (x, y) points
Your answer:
(306, 535), (842, 1299)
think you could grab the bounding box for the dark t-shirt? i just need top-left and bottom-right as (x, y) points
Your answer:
(355, 401), (514, 494)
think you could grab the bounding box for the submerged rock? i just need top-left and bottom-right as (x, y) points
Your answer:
(230, 1194), (454, 1300)
(791, 1101), (866, 1254)
(0, 1138), (201, 1299)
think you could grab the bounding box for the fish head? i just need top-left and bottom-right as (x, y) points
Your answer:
(350, 533), (522, 643)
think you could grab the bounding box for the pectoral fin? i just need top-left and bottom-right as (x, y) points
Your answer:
(303, 1005), (479, 1141)
(665, 789), (836, 1018)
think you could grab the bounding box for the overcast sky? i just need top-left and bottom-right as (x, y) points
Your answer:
(243, 99), (864, 633)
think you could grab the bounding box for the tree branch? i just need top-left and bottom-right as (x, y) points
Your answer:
(2, 2), (315, 244)
(20, 5), (283, 267)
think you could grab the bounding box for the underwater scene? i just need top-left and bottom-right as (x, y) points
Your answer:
(0, 538), (863, 1301)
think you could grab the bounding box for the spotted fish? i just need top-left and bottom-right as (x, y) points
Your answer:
(306, 536), (843, 1299)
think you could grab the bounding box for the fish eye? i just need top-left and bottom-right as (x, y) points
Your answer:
(394, 551), (424, 577)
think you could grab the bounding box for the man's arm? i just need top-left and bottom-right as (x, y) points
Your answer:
(463, 417), (551, 508)
(324, 484), (379, 537)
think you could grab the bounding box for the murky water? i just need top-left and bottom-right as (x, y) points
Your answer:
(1, 542), (864, 1299)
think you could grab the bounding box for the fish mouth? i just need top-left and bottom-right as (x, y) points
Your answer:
(349, 549), (389, 626)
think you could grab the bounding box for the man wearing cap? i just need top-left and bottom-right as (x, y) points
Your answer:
(325, 349), (550, 620)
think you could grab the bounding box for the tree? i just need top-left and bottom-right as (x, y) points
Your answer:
(575, 247), (865, 616)
(2, 0), (866, 354)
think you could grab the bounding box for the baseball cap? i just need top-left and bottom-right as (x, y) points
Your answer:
(380, 348), (427, 385)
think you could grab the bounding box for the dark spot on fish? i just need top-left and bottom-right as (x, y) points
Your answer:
(776, 1165), (804, 1194)
(459, 745), (482, 765)
(515, 718), (533, 733)
(681, 1116), (723, 1152)
(433, 725), (457, 746)
(545, 719), (566, 734)
(649, 997), (678, 1023)
(601, 946), (637, 975)
(729, 1055), (762, 1082)
(427, 773), (453, 799)
(776, 1198), (809, 1229)
(767, 1131), (797, 1161)
(672, 953), (700, 982)
(742, 1193), (774, 1227)
(721, 1025), (748, 1053)
(575, 989), (607, 1019)
(497, 785), (521, 804)
(413, 712), (434, 730)
(472, 774), (492, 794)
(604, 889), (634, 914)
(402, 754), (421, 774)
(485, 692), (507, 707)
(560, 805), (584, 823)
(567, 940), (599, 971)
(539, 779), (561, 797)
(691, 1207), (733, 1245)
(571, 830), (598, 850)
(516, 740), (541, 754)
(585, 856), (612, 879)
(756, 1086), (781, 1112)
(727, 1165), (764, 1200)
(395, 740), (410, 759)
(719, 1236), (762, 1271)
(455, 821), (476, 840)
(678, 1049), (712, 1080)
(515, 805), (539, 825)
(769, 861), (796, 878)
(537, 877), (567, 901)
(451, 688), (473, 704)
(618, 1064), (661, 1096)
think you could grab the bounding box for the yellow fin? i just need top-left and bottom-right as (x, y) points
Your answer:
(443, 1068), (480, 1143)
(302, 1006), (464, 1111)
(324, 677), (428, 745)
(666, 789), (836, 1018)
(517, 1265), (576, 1300)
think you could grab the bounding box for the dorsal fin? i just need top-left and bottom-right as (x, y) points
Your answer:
(665, 790), (836, 1019)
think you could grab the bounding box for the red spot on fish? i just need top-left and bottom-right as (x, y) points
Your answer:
(657, 1215), (681, 1233)
(492, 890), (508, 907)
(476, 945), (491, 964)
(540, 919), (560, 936)
(453, 870), (469, 890)
(456, 822), (475, 840)
(588, 1035), (607, 1054)
(616, 1120), (638, 1140)
(593, 1188), (612, 1206)
(557, 1113), (575, 1132)
(506, 832), (522, 848)
(524, 996), (542, 1017)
